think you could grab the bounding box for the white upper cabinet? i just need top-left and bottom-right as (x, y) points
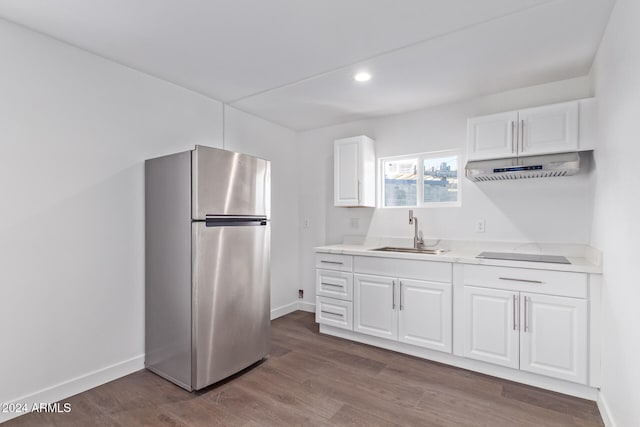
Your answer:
(334, 136), (375, 207)
(467, 111), (518, 161)
(467, 100), (588, 161)
(518, 102), (578, 156)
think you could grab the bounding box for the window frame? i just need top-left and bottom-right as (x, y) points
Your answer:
(379, 150), (461, 209)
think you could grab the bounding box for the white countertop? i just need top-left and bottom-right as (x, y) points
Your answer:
(314, 241), (602, 274)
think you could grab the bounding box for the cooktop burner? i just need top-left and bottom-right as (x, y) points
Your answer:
(476, 252), (571, 264)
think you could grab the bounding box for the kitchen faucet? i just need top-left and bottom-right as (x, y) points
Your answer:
(408, 210), (424, 249)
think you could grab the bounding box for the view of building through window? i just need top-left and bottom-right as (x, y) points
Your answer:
(423, 156), (458, 203)
(383, 153), (459, 207)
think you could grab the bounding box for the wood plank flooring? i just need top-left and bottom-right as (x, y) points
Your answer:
(5, 311), (603, 426)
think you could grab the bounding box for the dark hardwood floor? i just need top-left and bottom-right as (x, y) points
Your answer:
(6, 311), (603, 426)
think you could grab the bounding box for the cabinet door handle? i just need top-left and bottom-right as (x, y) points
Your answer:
(510, 120), (515, 153)
(357, 180), (361, 202)
(399, 281), (404, 311)
(321, 282), (344, 288)
(499, 277), (543, 284)
(392, 280), (396, 309)
(513, 294), (517, 331)
(321, 310), (344, 318)
(520, 119), (525, 152)
(524, 296), (529, 333)
(321, 260), (343, 265)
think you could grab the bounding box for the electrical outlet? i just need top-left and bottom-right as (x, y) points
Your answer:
(303, 218), (310, 229)
(475, 219), (486, 233)
(350, 218), (359, 229)
(298, 289), (304, 299)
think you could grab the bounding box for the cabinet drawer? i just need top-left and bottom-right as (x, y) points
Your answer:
(315, 253), (353, 272)
(316, 297), (353, 330)
(463, 265), (587, 299)
(316, 269), (353, 301)
(354, 256), (451, 283)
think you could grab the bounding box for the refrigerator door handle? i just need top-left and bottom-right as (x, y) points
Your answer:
(205, 217), (268, 227)
(205, 215), (268, 220)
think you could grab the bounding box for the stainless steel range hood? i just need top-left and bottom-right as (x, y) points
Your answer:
(465, 152), (581, 182)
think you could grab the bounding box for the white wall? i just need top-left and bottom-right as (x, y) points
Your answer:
(224, 106), (300, 313)
(590, 0), (640, 425)
(0, 18), (299, 419)
(298, 76), (594, 306)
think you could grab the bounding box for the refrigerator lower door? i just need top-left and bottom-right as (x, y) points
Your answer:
(191, 220), (270, 390)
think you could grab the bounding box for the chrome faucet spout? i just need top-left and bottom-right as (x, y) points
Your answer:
(408, 210), (424, 249)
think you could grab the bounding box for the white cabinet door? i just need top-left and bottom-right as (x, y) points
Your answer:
(398, 279), (452, 353)
(520, 293), (587, 384)
(467, 111), (518, 161)
(334, 136), (375, 207)
(334, 139), (360, 206)
(354, 274), (397, 340)
(463, 286), (519, 369)
(518, 101), (578, 156)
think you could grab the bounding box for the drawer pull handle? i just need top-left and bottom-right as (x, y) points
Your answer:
(499, 277), (543, 284)
(321, 310), (344, 317)
(321, 260), (344, 265)
(321, 282), (344, 288)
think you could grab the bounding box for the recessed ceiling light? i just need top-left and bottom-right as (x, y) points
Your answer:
(354, 72), (372, 82)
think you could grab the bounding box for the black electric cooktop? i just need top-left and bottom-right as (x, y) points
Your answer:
(476, 252), (571, 264)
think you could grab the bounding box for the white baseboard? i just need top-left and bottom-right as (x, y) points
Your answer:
(270, 301), (299, 319)
(297, 301), (316, 313)
(0, 354), (144, 424)
(270, 301), (316, 320)
(597, 391), (616, 427)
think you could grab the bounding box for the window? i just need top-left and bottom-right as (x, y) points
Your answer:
(383, 158), (417, 207)
(381, 151), (460, 208)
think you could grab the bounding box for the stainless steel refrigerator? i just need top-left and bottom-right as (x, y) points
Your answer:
(145, 145), (270, 391)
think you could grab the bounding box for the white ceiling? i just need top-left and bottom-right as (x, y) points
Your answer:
(0, 0), (615, 130)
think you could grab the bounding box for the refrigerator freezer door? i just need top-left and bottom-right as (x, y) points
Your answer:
(192, 146), (271, 219)
(191, 221), (271, 390)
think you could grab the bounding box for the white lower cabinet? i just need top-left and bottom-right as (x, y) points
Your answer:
(315, 254), (354, 331)
(316, 269), (353, 300)
(462, 283), (588, 384)
(315, 252), (598, 393)
(354, 273), (452, 352)
(354, 274), (397, 340)
(398, 279), (452, 352)
(316, 296), (353, 330)
(520, 293), (587, 384)
(463, 286), (519, 369)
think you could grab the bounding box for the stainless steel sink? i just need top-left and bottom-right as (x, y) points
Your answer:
(371, 246), (447, 255)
